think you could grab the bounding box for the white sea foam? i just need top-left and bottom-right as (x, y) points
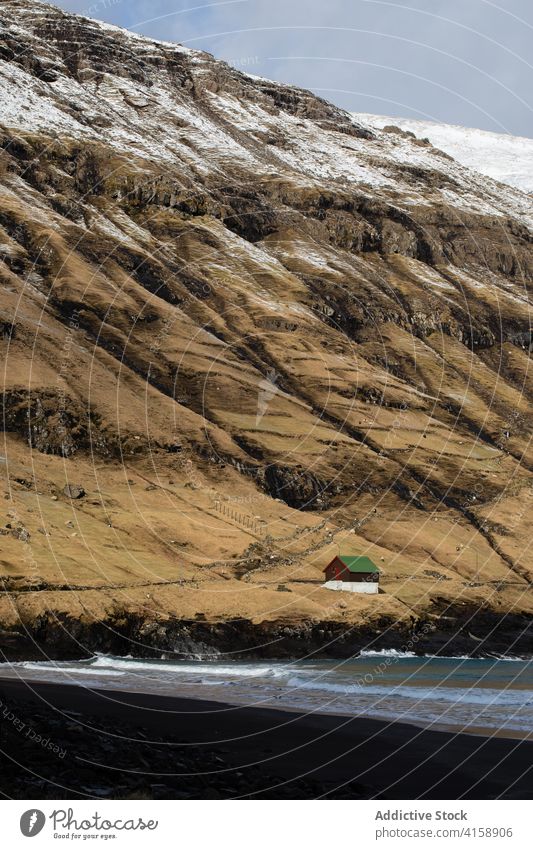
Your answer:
(90, 655), (286, 679)
(359, 649), (417, 658)
(14, 661), (124, 678)
(286, 677), (533, 707)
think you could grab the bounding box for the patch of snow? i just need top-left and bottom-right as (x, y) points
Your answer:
(243, 72), (285, 85)
(356, 113), (533, 195)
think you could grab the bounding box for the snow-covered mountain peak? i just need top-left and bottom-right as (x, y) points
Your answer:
(356, 113), (533, 195)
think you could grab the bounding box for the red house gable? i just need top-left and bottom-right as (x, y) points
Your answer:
(324, 556), (351, 582)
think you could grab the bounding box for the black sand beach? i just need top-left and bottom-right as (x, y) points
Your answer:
(0, 678), (531, 799)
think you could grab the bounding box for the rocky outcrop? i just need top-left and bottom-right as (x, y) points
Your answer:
(1, 604), (531, 662)
(263, 464), (330, 510)
(0, 389), (112, 456)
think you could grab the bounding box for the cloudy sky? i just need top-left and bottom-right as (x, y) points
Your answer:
(54, 0), (533, 136)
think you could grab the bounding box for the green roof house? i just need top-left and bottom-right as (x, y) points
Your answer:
(323, 555), (380, 593)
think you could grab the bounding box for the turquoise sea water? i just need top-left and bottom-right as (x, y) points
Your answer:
(2, 652), (533, 737)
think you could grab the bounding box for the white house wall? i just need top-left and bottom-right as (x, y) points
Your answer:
(322, 581), (379, 594)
